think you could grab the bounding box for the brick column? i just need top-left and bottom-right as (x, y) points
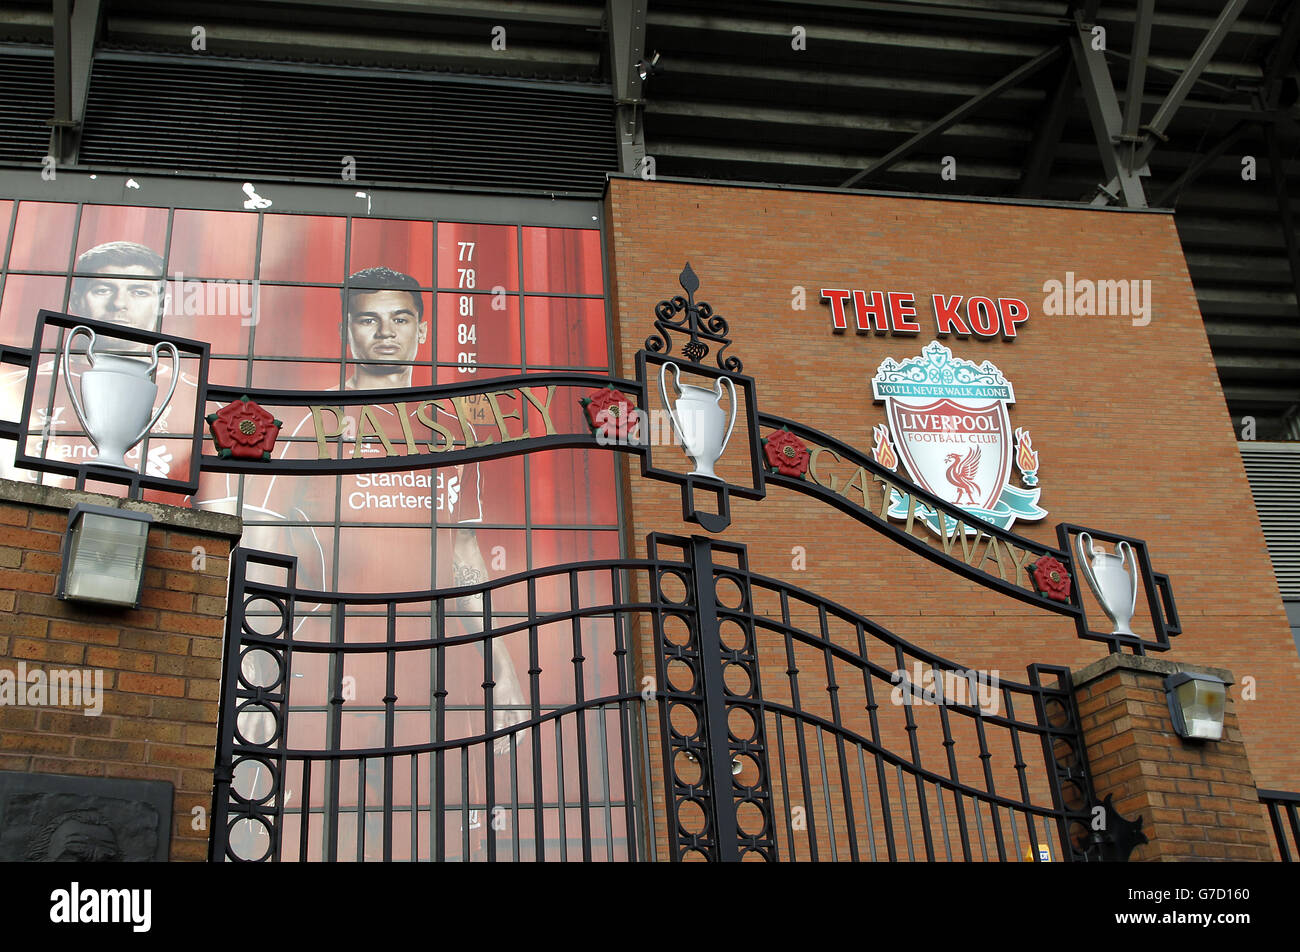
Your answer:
(1073, 653), (1274, 861)
(0, 478), (241, 860)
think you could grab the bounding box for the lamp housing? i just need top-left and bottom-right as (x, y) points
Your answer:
(1164, 671), (1227, 741)
(57, 504), (153, 608)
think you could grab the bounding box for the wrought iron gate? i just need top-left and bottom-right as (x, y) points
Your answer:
(212, 533), (1100, 862)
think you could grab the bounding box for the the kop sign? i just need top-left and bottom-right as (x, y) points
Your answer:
(821, 286), (1045, 539)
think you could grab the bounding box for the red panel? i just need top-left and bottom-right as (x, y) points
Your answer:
(529, 529), (620, 613)
(434, 291), (520, 367)
(337, 526), (436, 593)
(435, 526), (527, 600)
(252, 285), (349, 359)
(349, 218), (434, 287)
(0, 274), (65, 346)
(169, 209), (258, 280)
(74, 205), (169, 266)
(437, 222), (518, 292)
(339, 467), (436, 526)
(529, 450), (619, 526)
(434, 364), (516, 386)
(161, 279), (253, 355)
(250, 359), (341, 390)
(243, 524), (336, 594)
(521, 226), (603, 294)
(449, 455), (526, 525)
(259, 214), (346, 283)
(523, 295), (608, 368)
(8, 201), (77, 271)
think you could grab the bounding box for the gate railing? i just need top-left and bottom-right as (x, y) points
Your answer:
(211, 546), (698, 862)
(214, 535), (1101, 862)
(1259, 789), (1300, 861)
(645, 533), (1098, 862)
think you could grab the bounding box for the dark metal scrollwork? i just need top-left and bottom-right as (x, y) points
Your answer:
(645, 262), (743, 373)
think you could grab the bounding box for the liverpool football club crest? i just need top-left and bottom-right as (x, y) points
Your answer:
(870, 340), (1046, 536)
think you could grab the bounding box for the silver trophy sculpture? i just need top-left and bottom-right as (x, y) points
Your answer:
(62, 325), (179, 471)
(1076, 531), (1140, 637)
(659, 360), (737, 480)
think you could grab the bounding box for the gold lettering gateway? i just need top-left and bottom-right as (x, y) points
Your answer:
(806, 444), (1037, 590)
(307, 386), (559, 459)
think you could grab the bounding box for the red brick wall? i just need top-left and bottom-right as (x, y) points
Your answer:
(1075, 656), (1274, 861)
(605, 177), (1300, 805)
(0, 483), (239, 860)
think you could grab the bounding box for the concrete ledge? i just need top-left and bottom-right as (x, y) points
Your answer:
(0, 478), (243, 541)
(1073, 651), (1234, 690)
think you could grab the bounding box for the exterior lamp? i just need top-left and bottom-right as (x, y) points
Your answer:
(1164, 672), (1227, 741)
(57, 504), (153, 608)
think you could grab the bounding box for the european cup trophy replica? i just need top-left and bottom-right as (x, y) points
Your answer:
(62, 325), (179, 471)
(659, 361), (737, 480)
(1077, 531), (1140, 638)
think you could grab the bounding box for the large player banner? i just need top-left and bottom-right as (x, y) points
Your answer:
(0, 198), (624, 859)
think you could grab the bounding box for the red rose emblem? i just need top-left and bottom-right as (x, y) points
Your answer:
(581, 387), (637, 441)
(1030, 556), (1072, 602)
(207, 396), (282, 460)
(763, 429), (810, 478)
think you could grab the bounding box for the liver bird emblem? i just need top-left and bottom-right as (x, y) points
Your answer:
(944, 448), (981, 505)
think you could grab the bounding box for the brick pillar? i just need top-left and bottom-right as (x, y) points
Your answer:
(0, 478), (241, 860)
(1072, 653), (1274, 861)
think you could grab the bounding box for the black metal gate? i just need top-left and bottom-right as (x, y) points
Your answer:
(211, 532), (1100, 862)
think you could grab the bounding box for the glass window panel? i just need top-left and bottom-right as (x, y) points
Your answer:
(434, 292), (519, 367)
(192, 470), (239, 516)
(337, 526), (435, 593)
(340, 467), (436, 526)
(69, 268), (166, 333)
(521, 226), (602, 294)
(471, 455), (526, 526)
(250, 358), (340, 390)
(530, 529), (619, 613)
(349, 218), (433, 287)
(434, 364), (519, 386)
(0, 274), (66, 346)
(168, 208), (258, 280)
(259, 214), (346, 283)
(202, 358), (249, 388)
(286, 710), (327, 749)
(341, 285), (431, 387)
(239, 524), (336, 598)
(524, 380), (587, 437)
(253, 285), (347, 359)
(524, 296), (608, 368)
(74, 205), (169, 267)
(236, 468), (342, 527)
(435, 527), (527, 610)
(138, 434), (199, 486)
(8, 201), (77, 271)
(157, 353), (202, 437)
(529, 450), (618, 526)
(393, 650), (433, 710)
(162, 279), (252, 355)
(437, 222), (517, 292)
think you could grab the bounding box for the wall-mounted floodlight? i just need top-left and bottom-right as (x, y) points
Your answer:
(1164, 672), (1227, 742)
(57, 504), (153, 608)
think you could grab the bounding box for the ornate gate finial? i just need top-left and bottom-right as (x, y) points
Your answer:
(645, 262), (742, 373)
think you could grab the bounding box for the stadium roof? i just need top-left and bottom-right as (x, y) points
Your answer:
(1, 0), (1297, 435)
